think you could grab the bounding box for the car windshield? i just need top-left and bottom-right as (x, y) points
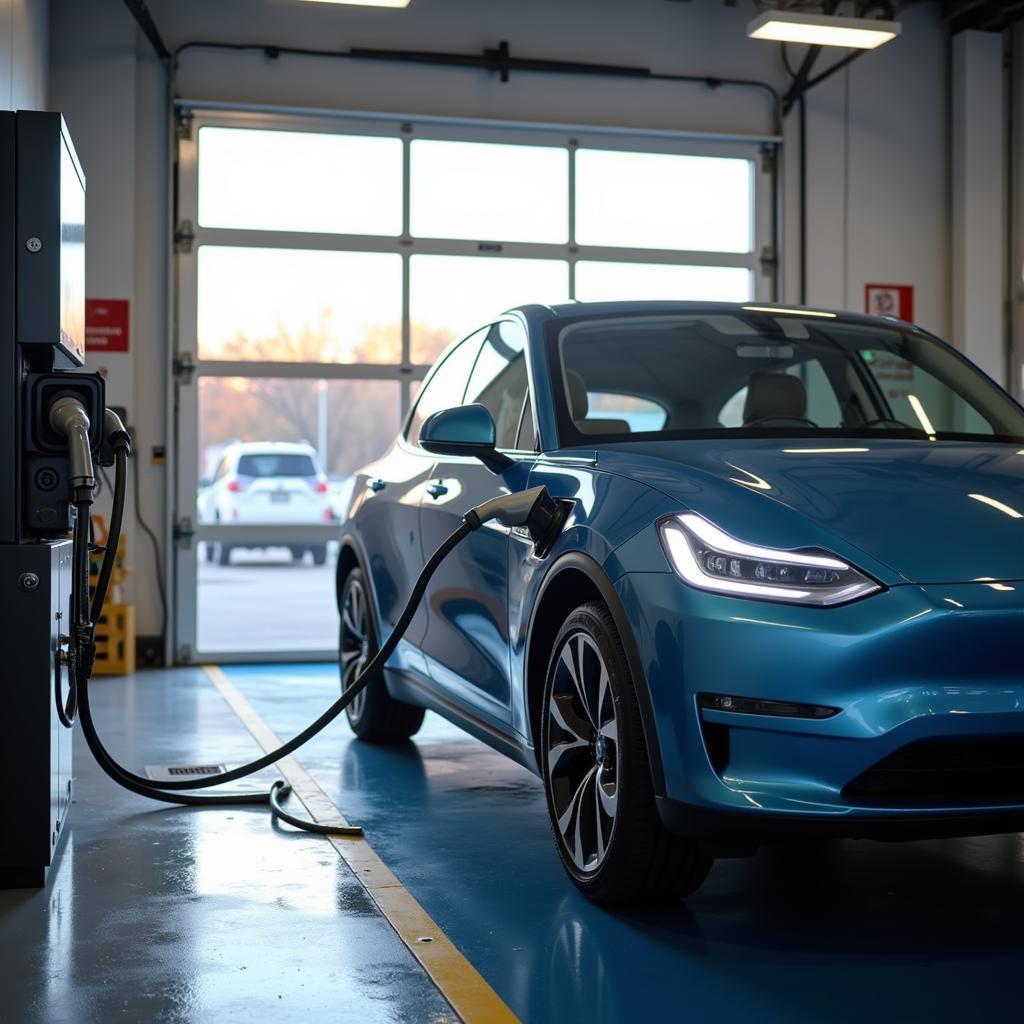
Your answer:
(552, 311), (1024, 445)
(236, 453), (318, 477)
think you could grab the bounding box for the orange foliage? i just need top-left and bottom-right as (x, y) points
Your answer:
(199, 312), (456, 476)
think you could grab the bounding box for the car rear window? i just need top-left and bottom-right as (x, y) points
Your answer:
(236, 453), (318, 477)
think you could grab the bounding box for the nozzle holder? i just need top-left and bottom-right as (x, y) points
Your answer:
(26, 373), (104, 454)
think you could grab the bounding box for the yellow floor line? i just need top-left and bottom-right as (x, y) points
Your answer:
(202, 664), (520, 1024)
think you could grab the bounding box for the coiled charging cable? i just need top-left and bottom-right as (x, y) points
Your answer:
(72, 412), (565, 835)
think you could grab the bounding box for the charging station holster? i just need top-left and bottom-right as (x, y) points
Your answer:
(22, 372), (105, 537)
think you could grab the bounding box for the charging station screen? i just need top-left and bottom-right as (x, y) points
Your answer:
(59, 132), (85, 365)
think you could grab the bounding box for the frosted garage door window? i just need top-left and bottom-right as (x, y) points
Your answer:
(409, 254), (569, 364)
(575, 150), (753, 253)
(197, 246), (403, 363)
(198, 127), (403, 236)
(575, 261), (753, 303)
(410, 140), (568, 244)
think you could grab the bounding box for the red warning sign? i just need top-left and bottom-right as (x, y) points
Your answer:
(85, 299), (130, 353)
(865, 284), (913, 323)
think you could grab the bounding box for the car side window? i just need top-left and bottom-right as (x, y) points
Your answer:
(857, 350), (995, 434)
(464, 321), (529, 450)
(407, 327), (489, 446)
(516, 394), (537, 452)
(213, 456), (230, 482)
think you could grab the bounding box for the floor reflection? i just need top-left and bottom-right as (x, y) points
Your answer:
(227, 665), (1024, 1023)
(0, 667), (457, 1024)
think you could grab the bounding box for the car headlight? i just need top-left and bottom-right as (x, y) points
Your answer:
(658, 513), (881, 607)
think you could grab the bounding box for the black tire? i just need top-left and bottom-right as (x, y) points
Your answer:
(339, 567), (425, 741)
(540, 602), (713, 905)
(216, 542), (233, 566)
(310, 544), (328, 566)
(289, 546), (306, 563)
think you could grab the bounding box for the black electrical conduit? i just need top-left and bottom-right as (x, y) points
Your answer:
(170, 39), (784, 134)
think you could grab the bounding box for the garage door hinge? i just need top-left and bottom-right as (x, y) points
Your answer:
(176, 110), (194, 141)
(177, 643), (193, 664)
(173, 352), (195, 384)
(173, 517), (196, 550)
(174, 220), (195, 254)
(759, 143), (777, 174)
(759, 245), (778, 275)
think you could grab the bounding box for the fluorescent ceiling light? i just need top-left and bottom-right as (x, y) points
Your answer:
(747, 10), (900, 50)
(297, 0), (411, 7)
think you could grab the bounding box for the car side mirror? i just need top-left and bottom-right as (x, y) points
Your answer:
(420, 404), (513, 473)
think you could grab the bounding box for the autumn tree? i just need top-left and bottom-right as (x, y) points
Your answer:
(199, 310), (455, 477)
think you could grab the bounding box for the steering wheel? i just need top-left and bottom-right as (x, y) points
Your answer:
(855, 418), (920, 431)
(745, 415), (819, 428)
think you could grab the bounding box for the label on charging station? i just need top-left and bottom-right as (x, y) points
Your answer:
(85, 299), (130, 353)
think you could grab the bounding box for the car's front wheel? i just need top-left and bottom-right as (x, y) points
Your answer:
(541, 602), (712, 905)
(339, 567), (425, 741)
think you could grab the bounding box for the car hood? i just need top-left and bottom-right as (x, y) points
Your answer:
(594, 438), (1024, 584)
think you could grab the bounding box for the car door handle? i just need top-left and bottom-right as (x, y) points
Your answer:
(426, 482), (448, 499)
(367, 478), (387, 493)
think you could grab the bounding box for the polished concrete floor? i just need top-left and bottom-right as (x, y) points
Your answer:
(3, 664), (1024, 1022)
(0, 668), (456, 1024)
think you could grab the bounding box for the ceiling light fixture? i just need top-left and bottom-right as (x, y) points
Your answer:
(747, 10), (901, 50)
(297, 0), (411, 8)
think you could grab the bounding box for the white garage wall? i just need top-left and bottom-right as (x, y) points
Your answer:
(0, 0), (48, 110)
(46, 0), (953, 645)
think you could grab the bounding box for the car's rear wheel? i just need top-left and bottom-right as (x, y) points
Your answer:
(541, 602), (712, 905)
(215, 542), (233, 566)
(339, 567), (425, 741)
(310, 544), (328, 566)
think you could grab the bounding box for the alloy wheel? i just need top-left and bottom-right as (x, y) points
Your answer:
(340, 577), (371, 720)
(546, 631), (619, 873)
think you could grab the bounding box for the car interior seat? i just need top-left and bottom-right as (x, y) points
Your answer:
(665, 398), (707, 430)
(743, 372), (808, 424)
(565, 370), (631, 434)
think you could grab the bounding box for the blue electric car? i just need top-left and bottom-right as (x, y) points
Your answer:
(337, 301), (1024, 905)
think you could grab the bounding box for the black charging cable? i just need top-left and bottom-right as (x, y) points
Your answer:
(76, 429), (567, 833)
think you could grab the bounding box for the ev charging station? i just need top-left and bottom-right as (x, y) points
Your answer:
(0, 111), (109, 887)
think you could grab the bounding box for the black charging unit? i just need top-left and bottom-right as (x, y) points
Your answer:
(0, 111), (107, 888)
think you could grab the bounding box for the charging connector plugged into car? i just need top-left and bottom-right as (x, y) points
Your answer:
(66, 437), (570, 835)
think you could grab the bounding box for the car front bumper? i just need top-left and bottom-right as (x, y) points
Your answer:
(615, 571), (1024, 839)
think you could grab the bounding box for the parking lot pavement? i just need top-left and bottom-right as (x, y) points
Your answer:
(197, 545), (340, 654)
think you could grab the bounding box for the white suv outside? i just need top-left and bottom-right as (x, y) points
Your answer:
(198, 441), (334, 565)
